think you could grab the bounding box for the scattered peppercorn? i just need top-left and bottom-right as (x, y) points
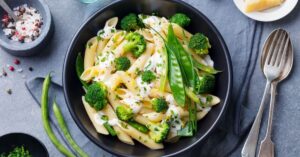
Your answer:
(8, 66), (15, 71)
(28, 67), (33, 71)
(14, 59), (20, 65)
(2, 68), (7, 77)
(6, 88), (12, 95)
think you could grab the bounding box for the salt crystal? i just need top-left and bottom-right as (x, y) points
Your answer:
(16, 68), (23, 73)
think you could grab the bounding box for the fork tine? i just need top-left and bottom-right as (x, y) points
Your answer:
(274, 31), (287, 66)
(279, 35), (290, 68)
(265, 30), (280, 67)
(270, 30), (285, 66)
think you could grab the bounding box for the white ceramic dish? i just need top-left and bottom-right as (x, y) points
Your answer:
(233, 0), (298, 22)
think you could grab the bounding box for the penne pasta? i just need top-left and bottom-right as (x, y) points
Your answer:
(103, 104), (135, 145)
(84, 37), (98, 69)
(127, 43), (155, 78)
(162, 23), (192, 40)
(118, 121), (164, 149)
(82, 97), (109, 135)
(79, 14), (221, 149)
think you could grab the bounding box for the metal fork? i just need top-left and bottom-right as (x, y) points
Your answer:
(241, 29), (289, 157)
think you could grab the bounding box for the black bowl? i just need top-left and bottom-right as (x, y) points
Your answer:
(0, 133), (49, 157)
(63, 0), (232, 156)
(0, 0), (53, 56)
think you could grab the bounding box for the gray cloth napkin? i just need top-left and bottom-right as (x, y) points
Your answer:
(25, 0), (266, 157)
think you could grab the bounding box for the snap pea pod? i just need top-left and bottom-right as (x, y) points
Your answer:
(185, 87), (200, 104)
(127, 120), (149, 133)
(41, 74), (75, 157)
(144, 24), (168, 92)
(167, 24), (195, 88)
(166, 45), (186, 107)
(193, 59), (220, 74)
(53, 101), (89, 157)
(159, 46), (168, 92)
(178, 99), (197, 136)
(76, 53), (89, 88)
(103, 123), (117, 136)
(101, 115), (117, 136)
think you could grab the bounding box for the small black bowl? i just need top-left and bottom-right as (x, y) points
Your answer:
(63, 0), (232, 156)
(0, 0), (53, 56)
(0, 133), (49, 157)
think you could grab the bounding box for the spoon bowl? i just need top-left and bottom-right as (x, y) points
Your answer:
(260, 28), (294, 82)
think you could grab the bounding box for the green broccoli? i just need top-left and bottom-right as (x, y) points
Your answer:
(85, 82), (108, 111)
(188, 33), (211, 55)
(120, 13), (144, 31)
(116, 105), (134, 121)
(151, 97), (168, 113)
(115, 57), (131, 71)
(147, 121), (170, 143)
(169, 13), (191, 27)
(124, 32), (147, 57)
(141, 70), (156, 83)
(195, 73), (215, 94)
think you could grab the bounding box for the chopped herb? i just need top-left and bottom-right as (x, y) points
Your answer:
(97, 30), (105, 36)
(100, 56), (107, 62)
(96, 36), (102, 41)
(115, 95), (122, 100)
(206, 95), (213, 103)
(144, 61), (152, 69)
(135, 68), (141, 75)
(86, 42), (92, 49)
(0, 146), (31, 157)
(140, 14), (147, 19)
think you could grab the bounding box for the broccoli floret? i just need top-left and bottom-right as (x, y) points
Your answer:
(147, 121), (170, 143)
(141, 70), (156, 83)
(169, 13), (191, 27)
(151, 97), (168, 113)
(120, 13), (144, 31)
(85, 82), (108, 111)
(115, 57), (131, 71)
(124, 32), (147, 57)
(188, 33), (211, 55)
(195, 73), (215, 94)
(116, 105), (134, 121)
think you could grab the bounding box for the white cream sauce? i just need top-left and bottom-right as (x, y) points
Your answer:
(94, 111), (106, 125)
(136, 76), (153, 98)
(120, 92), (142, 113)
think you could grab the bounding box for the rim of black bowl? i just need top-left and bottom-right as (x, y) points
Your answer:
(0, 0), (52, 53)
(0, 132), (49, 157)
(63, 0), (232, 156)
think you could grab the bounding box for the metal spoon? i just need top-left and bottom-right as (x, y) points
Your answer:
(0, 0), (18, 21)
(241, 29), (291, 157)
(258, 30), (293, 157)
